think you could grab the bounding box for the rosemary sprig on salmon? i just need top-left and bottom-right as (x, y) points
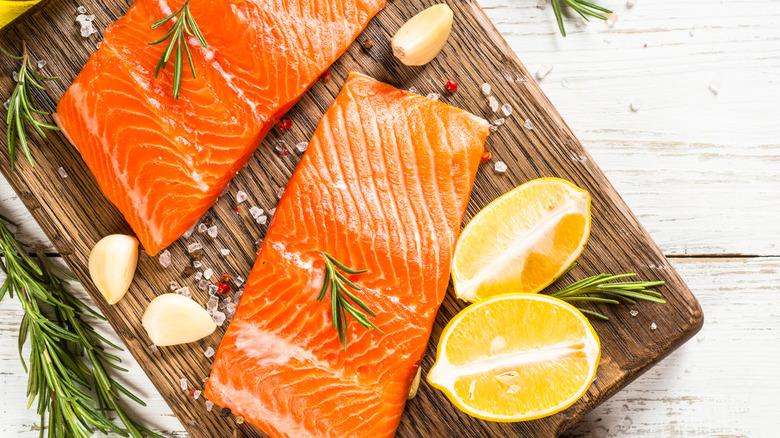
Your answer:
(1, 41), (59, 170)
(318, 251), (384, 352)
(148, 0), (207, 99)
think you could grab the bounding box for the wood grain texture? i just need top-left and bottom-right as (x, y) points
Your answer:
(0, 0), (703, 437)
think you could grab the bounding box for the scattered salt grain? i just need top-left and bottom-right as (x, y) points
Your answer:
(696, 332), (705, 342)
(426, 93), (440, 101)
(277, 187), (285, 199)
(180, 378), (188, 391)
(12, 71), (18, 82)
(708, 80), (721, 95)
(208, 284), (219, 296)
(149, 344), (158, 353)
(689, 28), (696, 37)
(236, 190), (248, 203)
(192, 390), (202, 400)
(3, 99), (9, 110)
(219, 183), (231, 197)
(489, 124), (498, 133)
(524, 119), (534, 130)
(268, 207), (276, 216)
(193, 260), (202, 268)
(77, 5), (87, 13)
(249, 206), (264, 219)
(204, 346), (215, 358)
(626, 0), (637, 7)
(203, 268), (213, 280)
(295, 142), (308, 153)
(561, 77), (570, 88)
(212, 311), (226, 326)
(488, 96), (499, 113)
(234, 289), (244, 301)
(198, 223), (208, 233)
(158, 250), (172, 268)
(183, 223), (196, 239)
(188, 242), (202, 253)
(650, 322), (657, 330)
(225, 302), (237, 317)
(493, 118), (505, 126)
(79, 19), (97, 38)
(257, 215), (268, 225)
(207, 296), (219, 312)
(57, 167), (68, 178)
(220, 248), (230, 256)
(536, 0), (547, 8)
(494, 161), (507, 173)
(630, 100), (642, 112)
(407, 86), (418, 94)
(500, 103), (512, 117)
(629, 310), (639, 317)
(234, 276), (245, 287)
(198, 279), (209, 291)
(481, 83), (491, 96)
(175, 286), (191, 298)
(169, 280), (180, 290)
(206, 401), (214, 412)
(37, 59), (47, 69)
(195, 271), (203, 280)
(207, 225), (218, 238)
(605, 12), (618, 27)
(535, 64), (553, 80)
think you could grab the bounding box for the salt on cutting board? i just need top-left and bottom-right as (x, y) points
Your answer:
(0, 0), (702, 437)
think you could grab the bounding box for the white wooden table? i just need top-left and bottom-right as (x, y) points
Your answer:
(2, 0), (779, 436)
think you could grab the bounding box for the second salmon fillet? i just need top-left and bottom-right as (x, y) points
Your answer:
(205, 73), (490, 437)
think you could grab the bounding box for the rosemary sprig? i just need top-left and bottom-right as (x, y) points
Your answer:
(547, 263), (666, 320)
(317, 251), (384, 352)
(0, 216), (163, 438)
(551, 0), (612, 37)
(1, 41), (60, 170)
(148, 0), (208, 99)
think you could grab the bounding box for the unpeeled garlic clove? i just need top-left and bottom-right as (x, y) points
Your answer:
(142, 294), (217, 346)
(408, 367), (422, 399)
(88, 234), (139, 305)
(392, 4), (454, 66)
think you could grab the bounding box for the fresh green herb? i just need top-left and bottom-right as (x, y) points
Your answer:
(148, 0), (208, 99)
(0, 216), (163, 438)
(1, 41), (60, 170)
(547, 263), (666, 320)
(551, 0), (612, 37)
(317, 251), (384, 352)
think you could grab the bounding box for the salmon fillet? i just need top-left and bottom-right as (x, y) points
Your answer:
(55, 0), (385, 255)
(204, 73), (490, 438)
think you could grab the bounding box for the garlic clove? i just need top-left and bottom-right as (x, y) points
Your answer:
(88, 234), (139, 305)
(142, 294), (217, 346)
(408, 367), (422, 399)
(392, 4), (454, 66)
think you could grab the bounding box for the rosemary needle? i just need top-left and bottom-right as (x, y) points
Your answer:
(148, 0), (208, 99)
(551, 0), (612, 37)
(0, 216), (162, 438)
(317, 251), (384, 352)
(1, 41), (60, 170)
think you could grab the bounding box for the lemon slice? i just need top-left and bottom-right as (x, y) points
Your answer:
(452, 177), (591, 302)
(427, 294), (600, 422)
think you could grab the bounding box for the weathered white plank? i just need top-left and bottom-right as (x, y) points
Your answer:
(1, 257), (778, 437)
(0, 187), (53, 251)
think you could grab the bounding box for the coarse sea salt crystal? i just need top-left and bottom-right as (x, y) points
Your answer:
(249, 206), (263, 219)
(12, 71), (18, 82)
(207, 296), (219, 312)
(220, 183), (230, 197)
(208, 284), (219, 296)
(169, 280), (180, 290)
(204, 346), (215, 358)
(183, 223), (196, 239)
(605, 12), (618, 27)
(494, 161), (508, 173)
(234, 289), (244, 301)
(481, 83), (491, 96)
(407, 86), (418, 94)
(188, 242), (202, 253)
(207, 225), (218, 238)
(57, 167), (68, 178)
(180, 378), (188, 391)
(220, 248), (230, 256)
(225, 302), (237, 317)
(257, 215), (268, 225)
(626, 0), (637, 7)
(536, 0), (547, 8)
(489, 124), (498, 133)
(234, 276), (245, 287)
(493, 118), (505, 126)
(77, 5), (87, 13)
(650, 322), (657, 330)
(268, 207), (276, 216)
(195, 271), (203, 280)
(198, 279), (209, 290)
(212, 311), (226, 326)
(488, 96), (499, 113)
(630, 310), (639, 317)
(193, 260), (202, 268)
(524, 119), (534, 130)
(3, 99), (10, 110)
(193, 390), (202, 400)
(37, 59), (47, 69)
(535, 64), (553, 80)
(158, 250), (172, 268)
(630, 100), (642, 112)
(80, 20), (97, 38)
(501, 103), (512, 117)
(236, 190), (248, 203)
(426, 93), (440, 101)
(149, 344), (158, 353)
(277, 187), (285, 199)
(175, 286), (191, 298)
(709, 80), (721, 95)
(203, 268), (213, 280)
(198, 223), (208, 233)
(295, 142), (308, 153)
(206, 400), (214, 412)
(561, 77), (570, 88)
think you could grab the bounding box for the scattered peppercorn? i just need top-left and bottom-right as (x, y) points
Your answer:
(183, 265), (195, 276)
(235, 415), (245, 425)
(445, 79), (458, 93)
(278, 116), (292, 131)
(481, 150), (492, 163)
(320, 71), (330, 83)
(361, 39), (374, 50)
(219, 274), (232, 283)
(220, 407), (232, 418)
(235, 207), (240, 213)
(190, 248), (204, 260)
(202, 215), (213, 226)
(188, 388), (196, 397)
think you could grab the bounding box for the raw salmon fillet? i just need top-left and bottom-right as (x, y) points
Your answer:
(54, 0), (385, 255)
(204, 73), (490, 438)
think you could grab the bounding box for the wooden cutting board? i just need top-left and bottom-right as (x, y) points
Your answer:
(0, 0), (703, 436)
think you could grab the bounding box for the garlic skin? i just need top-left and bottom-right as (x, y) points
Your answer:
(408, 367), (422, 399)
(392, 4), (454, 66)
(142, 294), (217, 346)
(88, 234), (139, 305)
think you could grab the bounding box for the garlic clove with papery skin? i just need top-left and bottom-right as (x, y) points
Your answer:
(142, 294), (217, 346)
(88, 234), (139, 305)
(391, 4), (454, 66)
